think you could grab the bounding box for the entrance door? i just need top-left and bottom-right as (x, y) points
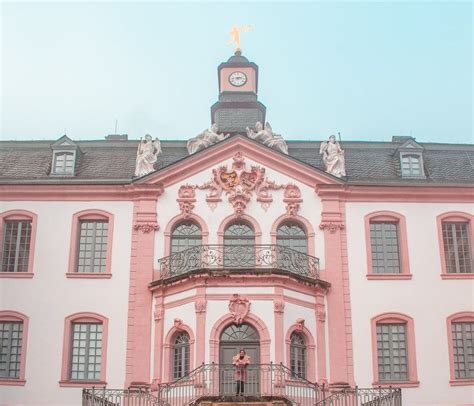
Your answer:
(219, 323), (260, 396)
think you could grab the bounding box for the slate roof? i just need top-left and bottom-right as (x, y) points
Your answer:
(0, 137), (473, 186)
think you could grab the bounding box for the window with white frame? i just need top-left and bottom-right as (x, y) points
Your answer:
(70, 322), (103, 380)
(53, 152), (75, 175)
(77, 220), (108, 273)
(1, 220), (32, 273)
(290, 332), (306, 379)
(442, 222), (473, 273)
(172, 332), (190, 380)
(370, 222), (401, 273)
(451, 322), (474, 379)
(0, 321), (23, 379)
(376, 323), (408, 381)
(400, 154), (422, 177)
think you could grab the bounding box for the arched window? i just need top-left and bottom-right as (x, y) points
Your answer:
(223, 222), (255, 267)
(173, 332), (190, 380)
(277, 222), (307, 253)
(290, 332), (306, 379)
(171, 222), (202, 255)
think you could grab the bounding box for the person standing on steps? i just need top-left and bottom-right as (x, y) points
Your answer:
(233, 349), (251, 396)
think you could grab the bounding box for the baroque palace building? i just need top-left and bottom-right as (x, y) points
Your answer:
(0, 52), (473, 406)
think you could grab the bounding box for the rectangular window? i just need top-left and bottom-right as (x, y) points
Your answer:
(401, 155), (422, 176)
(77, 221), (108, 273)
(54, 152), (75, 174)
(443, 222), (472, 273)
(1, 220), (32, 273)
(376, 323), (408, 381)
(70, 323), (102, 380)
(370, 222), (401, 273)
(452, 322), (474, 379)
(0, 321), (23, 378)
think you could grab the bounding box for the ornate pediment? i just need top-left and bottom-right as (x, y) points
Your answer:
(228, 294), (251, 325)
(194, 152), (301, 216)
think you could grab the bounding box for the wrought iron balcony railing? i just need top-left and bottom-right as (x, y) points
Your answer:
(156, 244), (320, 282)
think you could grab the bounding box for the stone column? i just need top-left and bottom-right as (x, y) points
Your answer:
(315, 290), (328, 383)
(273, 287), (285, 365)
(194, 285), (207, 366)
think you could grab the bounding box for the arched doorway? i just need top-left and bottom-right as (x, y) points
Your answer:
(219, 323), (260, 396)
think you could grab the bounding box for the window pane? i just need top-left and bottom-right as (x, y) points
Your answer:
(370, 222), (401, 273)
(223, 223), (255, 267)
(443, 222), (473, 273)
(0, 322), (23, 378)
(54, 152), (75, 174)
(171, 222), (202, 255)
(70, 323), (102, 380)
(1, 221), (32, 273)
(173, 332), (190, 380)
(290, 332), (306, 379)
(401, 154), (422, 176)
(76, 221), (108, 273)
(452, 322), (474, 379)
(376, 323), (408, 381)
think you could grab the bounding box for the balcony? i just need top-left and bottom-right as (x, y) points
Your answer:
(154, 245), (322, 285)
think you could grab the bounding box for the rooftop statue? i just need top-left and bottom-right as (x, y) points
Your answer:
(187, 124), (229, 155)
(246, 121), (289, 154)
(228, 24), (254, 52)
(319, 135), (346, 178)
(134, 134), (161, 177)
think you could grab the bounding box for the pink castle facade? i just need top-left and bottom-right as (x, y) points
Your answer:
(0, 53), (473, 406)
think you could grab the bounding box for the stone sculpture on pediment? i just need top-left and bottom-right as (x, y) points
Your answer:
(319, 135), (346, 178)
(135, 134), (161, 176)
(246, 121), (289, 154)
(135, 134), (162, 177)
(187, 124), (230, 155)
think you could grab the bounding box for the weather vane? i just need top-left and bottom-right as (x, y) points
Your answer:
(228, 25), (254, 54)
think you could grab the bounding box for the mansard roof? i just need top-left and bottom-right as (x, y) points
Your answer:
(0, 136), (473, 185)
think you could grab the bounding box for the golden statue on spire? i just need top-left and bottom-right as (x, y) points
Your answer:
(229, 25), (254, 53)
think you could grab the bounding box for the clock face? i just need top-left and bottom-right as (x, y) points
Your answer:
(229, 71), (247, 87)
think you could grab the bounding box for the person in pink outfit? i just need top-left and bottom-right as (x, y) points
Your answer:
(232, 349), (251, 396)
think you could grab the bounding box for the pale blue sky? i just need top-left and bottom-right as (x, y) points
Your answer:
(1, 1), (472, 143)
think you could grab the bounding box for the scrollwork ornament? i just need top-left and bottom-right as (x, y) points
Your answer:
(319, 222), (345, 233)
(195, 298), (207, 313)
(274, 299), (285, 313)
(134, 223), (160, 233)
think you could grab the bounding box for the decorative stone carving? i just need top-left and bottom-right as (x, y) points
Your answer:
(317, 310), (326, 322)
(274, 299), (285, 313)
(135, 134), (162, 177)
(133, 223), (160, 233)
(154, 305), (164, 321)
(246, 122), (288, 154)
(283, 184), (302, 216)
(296, 318), (305, 330)
(319, 135), (346, 178)
(196, 152), (284, 215)
(195, 298), (207, 314)
(319, 222), (345, 233)
(174, 318), (183, 328)
(187, 124), (229, 155)
(228, 294), (251, 325)
(177, 184), (196, 218)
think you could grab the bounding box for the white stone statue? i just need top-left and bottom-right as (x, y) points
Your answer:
(319, 135), (346, 178)
(187, 124), (229, 154)
(134, 134), (162, 177)
(245, 121), (288, 154)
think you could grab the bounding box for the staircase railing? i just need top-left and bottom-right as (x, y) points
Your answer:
(156, 363), (323, 406)
(82, 387), (163, 406)
(315, 386), (402, 406)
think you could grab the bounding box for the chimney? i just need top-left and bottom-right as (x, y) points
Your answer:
(392, 135), (414, 143)
(105, 134), (128, 141)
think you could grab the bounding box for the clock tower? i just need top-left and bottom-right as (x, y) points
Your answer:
(211, 51), (266, 134)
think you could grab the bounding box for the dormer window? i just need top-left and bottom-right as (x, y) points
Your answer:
(401, 154), (422, 177)
(394, 137), (426, 179)
(53, 152), (75, 174)
(50, 135), (81, 176)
